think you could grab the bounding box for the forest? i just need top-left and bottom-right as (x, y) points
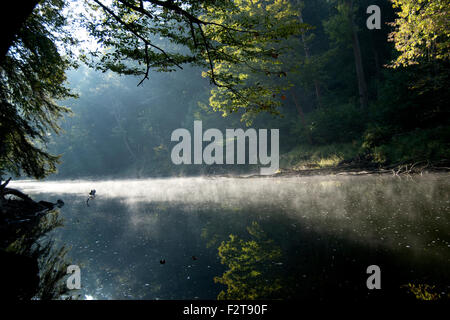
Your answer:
(0, 0), (449, 303)
(0, 0), (448, 179)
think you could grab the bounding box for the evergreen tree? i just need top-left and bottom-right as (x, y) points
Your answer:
(0, 0), (77, 178)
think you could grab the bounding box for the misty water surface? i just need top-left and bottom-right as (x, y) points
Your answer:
(11, 174), (450, 301)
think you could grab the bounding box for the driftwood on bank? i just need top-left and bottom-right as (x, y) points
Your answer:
(212, 159), (450, 179)
(275, 159), (450, 178)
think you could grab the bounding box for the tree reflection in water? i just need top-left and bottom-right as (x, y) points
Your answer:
(0, 205), (73, 300)
(215, 222), (283, 299)
(213, 219), (448, 302)
(9, 175), (450, 301)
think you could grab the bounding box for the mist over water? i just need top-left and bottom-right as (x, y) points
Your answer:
(10, 174), (450, 300)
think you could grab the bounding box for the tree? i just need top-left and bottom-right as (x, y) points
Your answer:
(389, 0), (450, 67)
(214, 222), (284, 300)
(0, 0), (77, 179)
(348, 0), (369, 109)
(202, 0), (306, 122)
(323, 0), (369, 109)
(0, 0), (41, 63)
(82, 0), (306, 119)
(1, 0), (306, 178)
(296, 0), (322, 108)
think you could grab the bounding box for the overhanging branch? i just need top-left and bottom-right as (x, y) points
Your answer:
(92, 0), (183, 85)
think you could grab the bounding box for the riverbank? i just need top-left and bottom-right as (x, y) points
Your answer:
(224, 159), (450, 179)
(0, 178), (70, 300)
(278, 159), (450, 177)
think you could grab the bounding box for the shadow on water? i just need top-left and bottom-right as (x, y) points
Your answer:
(211, 219), (449, 302)
(9, 173), (450, 301)
(0, 205), (73, 300)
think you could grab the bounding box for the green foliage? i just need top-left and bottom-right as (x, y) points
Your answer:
(361, 125), (393, 151)
(280, 142), (360, 169)
(389, 0), (450, 67)
(357, 60), (450, 165)
(277, 0), (449, 169)
(204, 0), (307, 123)
(364, 127), (450, 164)
(322, 1), (354, 49)
(0, 0), (77, 179)
(402, 283), (442, 301)
(214, 222), (284, 300)
(300, 103), (367, 145)
(81, 0), (306, 123)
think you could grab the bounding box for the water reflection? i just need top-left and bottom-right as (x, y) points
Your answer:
(214, 222), (284, 300)
(0, 207), (72, 300)
(10, 174), (450, 301)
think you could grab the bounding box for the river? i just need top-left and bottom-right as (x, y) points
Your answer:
(10, 173), (450, 301)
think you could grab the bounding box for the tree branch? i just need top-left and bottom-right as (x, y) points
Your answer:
(92, 0), (183, 85)
(137, 43), (150, 86)
(2, 188), (34, 203)
(0, 177), (11, 192)
(121, 0), (258, 33)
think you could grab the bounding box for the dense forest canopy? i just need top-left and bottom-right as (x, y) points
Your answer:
(0, 0), (449, 179)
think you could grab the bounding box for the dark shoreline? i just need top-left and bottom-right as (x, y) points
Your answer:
(6, 159), (450, 182)
(223, 159), (450, 179)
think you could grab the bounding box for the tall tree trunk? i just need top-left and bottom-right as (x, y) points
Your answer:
(0, 0), (40, 63)
(291, 90), (312, 144)
(370, 33), (381, 79)
(349, 0), (369, 109)
(112, 109), (137, 162)
(370, 31), (381, 99)
(297, 3), (322, 109)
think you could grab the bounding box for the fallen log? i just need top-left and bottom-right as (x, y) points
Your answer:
(2, 187), (34, 203)
(1, 180), (64, 226)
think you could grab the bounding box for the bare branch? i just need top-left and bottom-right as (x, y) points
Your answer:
(189, 20), (198, 48)
(137, 43), (150, 86)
